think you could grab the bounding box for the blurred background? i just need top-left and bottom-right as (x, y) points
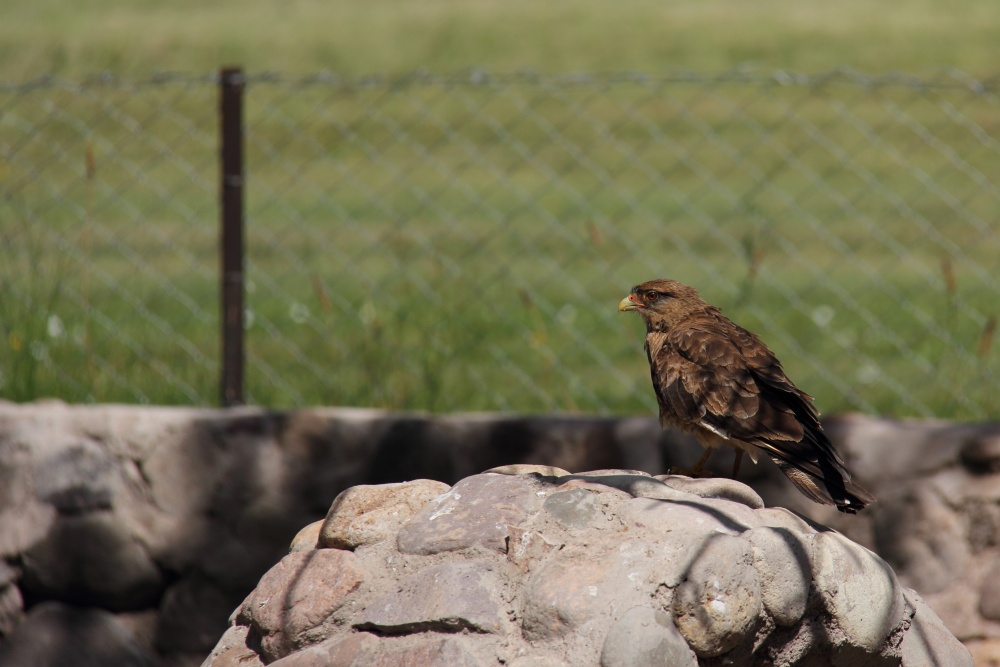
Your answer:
(1, 0), (998, 419)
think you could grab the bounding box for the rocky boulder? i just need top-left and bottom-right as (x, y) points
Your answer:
(203, 468), (971, 667)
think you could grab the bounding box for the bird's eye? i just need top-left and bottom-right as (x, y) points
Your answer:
(645, 290), (659, 301)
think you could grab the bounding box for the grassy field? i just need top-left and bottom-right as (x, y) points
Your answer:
(3, 0), (1000, 81)
(1, 3), (999, 418)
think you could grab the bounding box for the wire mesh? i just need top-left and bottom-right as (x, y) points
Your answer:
(1, 69), (998, 418)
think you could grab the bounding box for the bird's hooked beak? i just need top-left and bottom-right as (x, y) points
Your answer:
(618, 294), (641, 312)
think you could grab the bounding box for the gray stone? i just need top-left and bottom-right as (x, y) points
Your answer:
(518, 537), (659, 646)
(112, 498), (216, 574)
(546, 476), (635, 501)
(198, 531), (289, 594)
(656, 475), (766, 509)
(507, 658), (568, 667)
(965, 500), (1000, 553)
(354, 560), (507, 635)
(825, 413), (970, 485)
(113, 609), (160, 657)
(33, 439), (119, 513)
(812, 531), (906, 653)
(618, 499), (752, 595)
(361, 635), (483, 667)
(484, 464), (570, 477)
(931, 466), (1000, 507)
(0, 602), (155, 667)
(901, 590), (974, 667)
(612, 417), (666, 473)
(0, 436), (32, 510)
(757, 618), (826, 666)
(600, 606), (697, 667)
(0, 582), (23, 638)
(396, 474), (544, 555)
(270, 634), (483, 667)
(139, 424), (232, 518)
(0, 502), (56, 558)
(578, 469), (653, 477)
(247, 550), (367, 661)
(960, 432), (1000, 473)
(569, 474), (694, 503)
(543, 489), (601, 528)
(274, 409), (388, 513)
(672, 533), (762, 657)
(21, 511), (163, 610)
(623, 496), (747, 542)
(873, 488), (966, 594)
(0, 561), (17, 586)
(745, 526), (811, 626)
(979, 558), (1000, 621)
(753, 507), (818, 533)
(0, 407), (981, 667)
(320, 479), (450, 550)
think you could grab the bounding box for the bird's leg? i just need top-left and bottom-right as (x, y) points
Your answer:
(731, 450), (744, 480)
(668, 447), (714, 477)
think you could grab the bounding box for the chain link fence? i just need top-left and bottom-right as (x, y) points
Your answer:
(1, 69), (998, 418)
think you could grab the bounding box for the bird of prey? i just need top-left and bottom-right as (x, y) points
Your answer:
(618, 278), (875, 514)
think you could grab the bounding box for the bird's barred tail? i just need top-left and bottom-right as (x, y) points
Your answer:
(771, 457), (876, 515)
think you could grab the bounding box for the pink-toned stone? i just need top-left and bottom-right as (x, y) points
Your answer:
(290, 521), (323, 553)
(268, 633), (378, 667)
(246, 550), (367, 661)
(202, 625), (266, 667)
(320, 480), (450, 550)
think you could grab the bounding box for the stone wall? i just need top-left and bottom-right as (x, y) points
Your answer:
(0, 401), (998, 665)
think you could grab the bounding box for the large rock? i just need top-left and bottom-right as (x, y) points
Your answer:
(203, 471), (972, 667)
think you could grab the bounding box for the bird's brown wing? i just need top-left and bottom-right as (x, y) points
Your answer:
(650, 316), (841, 477)
(729, 322), (852, 470)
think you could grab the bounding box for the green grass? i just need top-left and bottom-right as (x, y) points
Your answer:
(1, 2), (998, 417)
(2, 0), (1000, 81)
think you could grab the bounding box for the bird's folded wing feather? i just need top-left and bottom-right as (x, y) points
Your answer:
(653, 320), (839, 472)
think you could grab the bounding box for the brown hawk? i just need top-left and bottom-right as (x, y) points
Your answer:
(619, 278), (875, 514)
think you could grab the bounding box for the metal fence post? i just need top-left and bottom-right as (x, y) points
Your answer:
(220, 67), (245, 406)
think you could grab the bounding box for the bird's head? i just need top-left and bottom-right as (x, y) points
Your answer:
(618, 278), (707, 331)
